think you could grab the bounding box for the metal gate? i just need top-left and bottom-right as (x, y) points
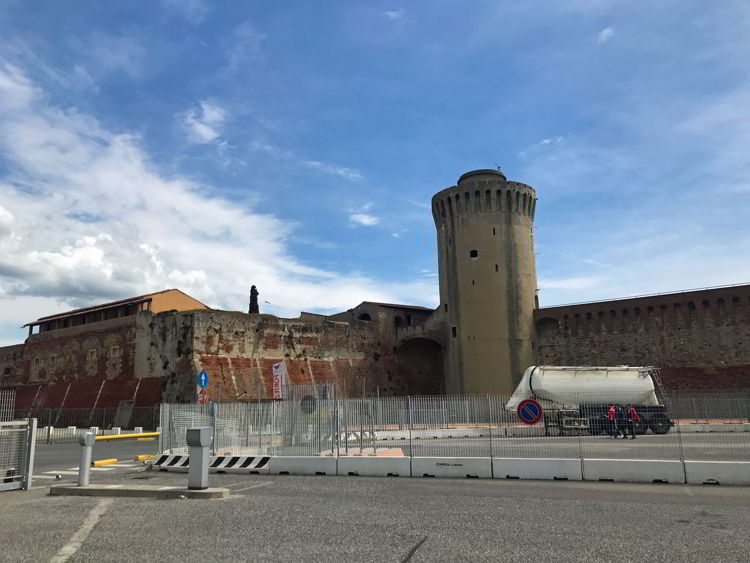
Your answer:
(0, 419), (37, 492)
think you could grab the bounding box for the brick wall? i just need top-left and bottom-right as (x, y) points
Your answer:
(535, 285), (750, 390)
(185, 309), (442, 402)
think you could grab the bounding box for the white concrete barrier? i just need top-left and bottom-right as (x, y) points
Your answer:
(582, 459), (684, 484)
(269, 456), (337, 476)
(493, 458), (582, 481)
(411, 457), (492, 479)
(684, 461), (750, 485)
(337, 456), (411, 477)
(152, 455), (271, 474)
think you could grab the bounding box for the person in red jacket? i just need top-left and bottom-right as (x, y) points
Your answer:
(625, 404), (640, 439)
(607, 404), (618, 438)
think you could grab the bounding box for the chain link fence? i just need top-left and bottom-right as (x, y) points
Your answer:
(159, 389), (750, 464)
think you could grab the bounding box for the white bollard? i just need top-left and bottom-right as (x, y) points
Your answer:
(134, 427), (143, 434)
(78, 432), (95, 486)
(112, 427), (121, 435)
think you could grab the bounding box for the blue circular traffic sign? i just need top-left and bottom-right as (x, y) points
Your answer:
(197, 370), (209, 389)
(517, 399), (542, 425)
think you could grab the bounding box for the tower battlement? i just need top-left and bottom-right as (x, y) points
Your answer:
(431, 175), (536, 228)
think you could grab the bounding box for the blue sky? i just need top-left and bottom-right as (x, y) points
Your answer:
(1, 1), (750, 345)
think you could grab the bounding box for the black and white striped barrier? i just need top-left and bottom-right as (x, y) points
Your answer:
(153, 455), (271, 474)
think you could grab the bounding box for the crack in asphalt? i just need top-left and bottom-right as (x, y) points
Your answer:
(401, 536), (428, 563)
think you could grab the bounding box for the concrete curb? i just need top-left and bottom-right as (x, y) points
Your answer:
(49, 485), (229, 499)
(91, 458), (118, 467)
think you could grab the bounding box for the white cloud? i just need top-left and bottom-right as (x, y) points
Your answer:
(0, 62), (437, 343)
(383, 9), (405, 21)
(252, 141), (363, 181)
(182, 100), (226, 144)
(159, 0), (209, 24)
(596, 26), (615, 44)
(225, 21), (266, 71)
(350, 213), (380, 226)
(79, 32), (147, 78)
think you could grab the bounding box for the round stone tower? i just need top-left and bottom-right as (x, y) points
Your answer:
(432, 169), (538, 395)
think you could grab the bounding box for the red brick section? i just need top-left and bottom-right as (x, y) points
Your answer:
(535, 284), (750, 389)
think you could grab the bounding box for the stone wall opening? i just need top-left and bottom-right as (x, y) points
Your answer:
(396, 337), (444, 395)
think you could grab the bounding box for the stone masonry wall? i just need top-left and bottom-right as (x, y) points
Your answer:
(185, 309), (441, 402)
(535, 285), (750, 390)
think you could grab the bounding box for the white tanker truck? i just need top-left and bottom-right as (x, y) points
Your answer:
(506, 366), (673, 435)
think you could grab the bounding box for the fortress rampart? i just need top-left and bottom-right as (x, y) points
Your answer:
(535, 284), (750, 389)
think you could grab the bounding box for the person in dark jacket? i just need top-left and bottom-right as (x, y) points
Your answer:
(615, 405), (626, 438)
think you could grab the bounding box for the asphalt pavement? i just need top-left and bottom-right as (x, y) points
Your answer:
(2, 467), (749, 562)
(32, 439), (158, 475)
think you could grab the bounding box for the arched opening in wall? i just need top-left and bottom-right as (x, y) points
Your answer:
(447, 197), (454, 220)
(485, 190), (491, 210)
(439, 200), (446, 222)
(394, 317), (404, 329)
(396, 338), (444, 395)
(474, 190), (481, 212)
(357, 313), (372, 321)
(522, 193), (527, 213)
(506, 190), (512, 210)
(515, 191), (520, 211)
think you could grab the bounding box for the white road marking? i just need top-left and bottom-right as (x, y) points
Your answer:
(104, 485), (122, 489)
(50, 498), (113, 563)
(33, 475), (58, 480)
(158, 486), (178, 490)
(67, 468), (79, 471)
(222, 482), (246, 489)
(47, 471), (78, 476)
(116, 463), (136, 468)
(90, 467), (114, 472)
(231, 482), (273, 493)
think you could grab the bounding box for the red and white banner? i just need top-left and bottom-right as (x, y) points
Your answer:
(272, 361), (288, 399)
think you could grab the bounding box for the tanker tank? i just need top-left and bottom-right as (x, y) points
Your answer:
(506, 365), (672, 435)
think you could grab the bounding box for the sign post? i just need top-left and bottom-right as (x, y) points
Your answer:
(516, 399), (543, 425)
(196, 371), (209, 405)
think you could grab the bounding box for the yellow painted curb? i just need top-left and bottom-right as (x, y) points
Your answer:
(136, 437), (155, 441)
(95, 432), (160, 441)
(134, 455), (157, 461)
(91, 458), (118, 467)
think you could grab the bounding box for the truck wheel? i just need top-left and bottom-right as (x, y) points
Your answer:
(634, 419), (648, 435)
(649, 414), (671, 435)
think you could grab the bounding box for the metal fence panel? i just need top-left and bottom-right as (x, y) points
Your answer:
(0, 390), (14, 422)
(158, 389), (750, 466)
(0, 419), (36, 491)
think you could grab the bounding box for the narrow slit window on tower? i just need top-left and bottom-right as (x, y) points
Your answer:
(472, 280), (475, 286)
(469, 249), (479, 259)
(444, 304), (448, 312)
(492, 227), (496, 235)
(451, 326), (457, 337)
(495, 264), (498, 272)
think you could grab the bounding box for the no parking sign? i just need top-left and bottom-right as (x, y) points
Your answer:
(517, 399), (543, 425)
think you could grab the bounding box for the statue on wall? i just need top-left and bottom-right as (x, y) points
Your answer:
(249, 285), (259, 314)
